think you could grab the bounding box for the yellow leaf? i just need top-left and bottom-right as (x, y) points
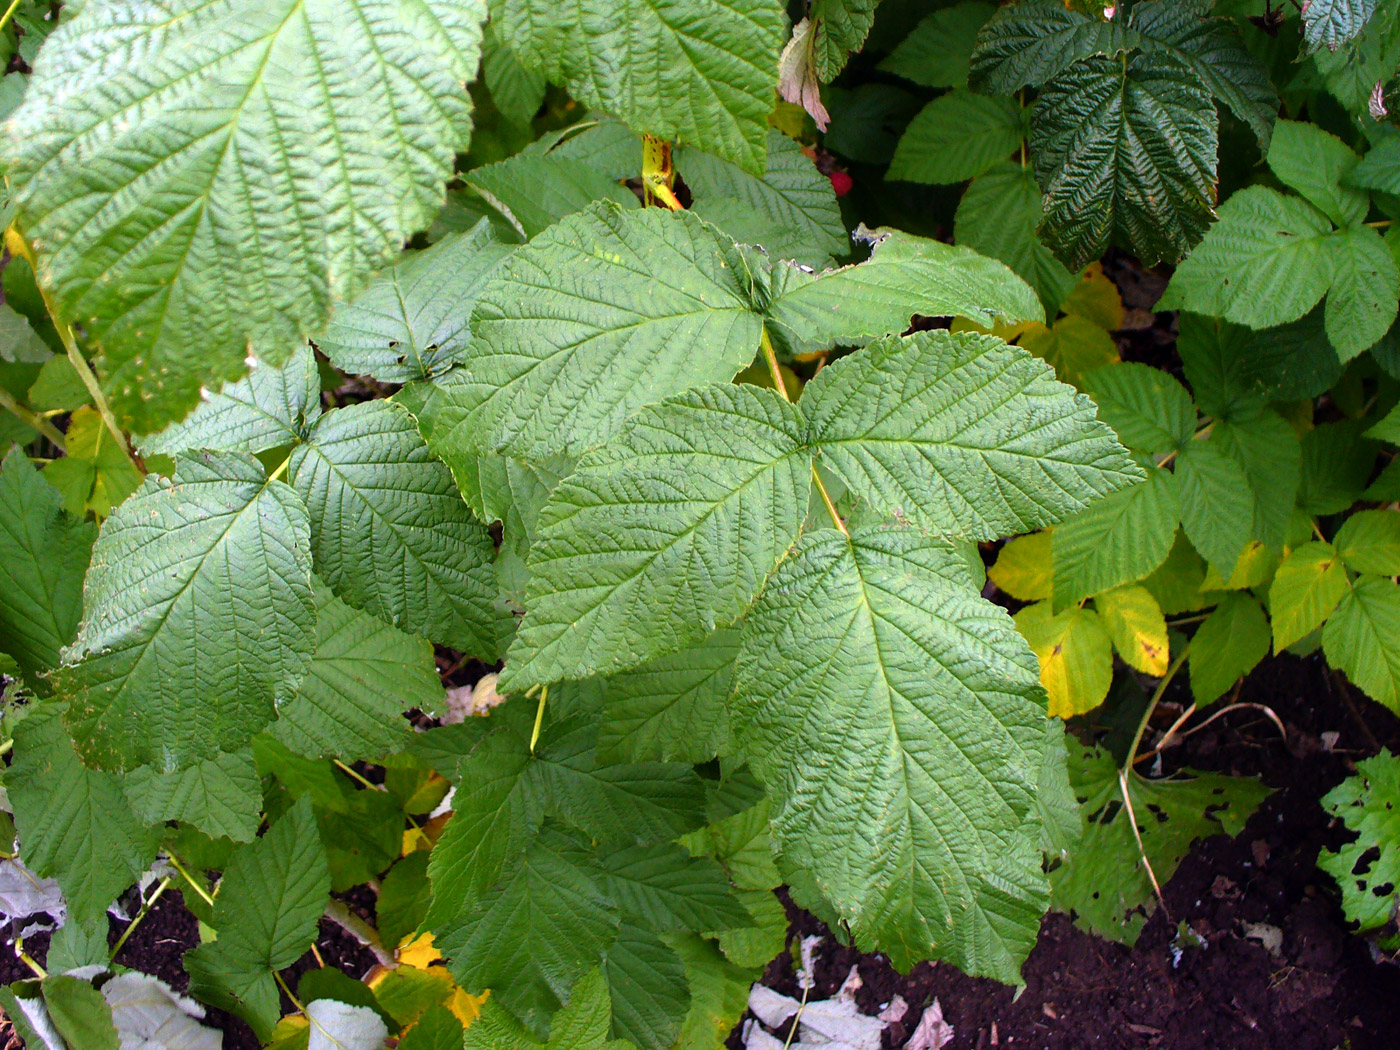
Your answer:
(449, 986), (487, 1027)
(1017, 315), (1119, 389)
(1061, 261), (1124, 331)
(951, 315), (1038, 343)
(1200, 540), (1277, 592)
(989, 531), (1053, 602)
(266, 1015), (309, 1050)
(1013, 601), (1113, 718)
(397, 932), (442, 969)
(402, 827), (432, 855)
(1095, 585), (1169, 676)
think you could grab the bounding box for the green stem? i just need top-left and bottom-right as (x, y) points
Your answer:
(15, 939), (46, 979)
(266, 455), (291, 484)
(109, 877), (172, 962)
(1125, 643), (1190, 769)
(333, 758), (384, 792)
(0, 0), (22, 36)
(0, 386), (66, 450)
(165, 852), (215, 907)
(529, 684), (549, 753)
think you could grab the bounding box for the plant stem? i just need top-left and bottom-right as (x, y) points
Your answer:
(266, 455), (291, 484)
(529, 684), (549, 753)
(641, 134), (683, 211)
(15, 939), (46, 978)
(273, 968), (305, 1013)
(1125, 643), (1190, 768)
(165, 852), (216, 907)
(760, 327), (847, 535)
(0, 386), (66, 449)
(333, 759), (384, 792)
(109, 876), (172, 962)
(323, 899), (394, 968)
(0, 0), (23, 36)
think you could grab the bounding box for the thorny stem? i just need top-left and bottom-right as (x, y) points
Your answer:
(109, 876), (172, 962)
(0, 386), (66, 449)
(529, 684), (549, 753)
(760, 327), (848, 535)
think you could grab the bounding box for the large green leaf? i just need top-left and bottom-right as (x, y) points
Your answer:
(316, 222), (515, 384)
(801, 330), (1142, 540)
(139, 345), (321, 458)
(7, 704), (161, 927)
(0, 448), (94, 679)
(124, 748), (261, 843)
(955, 163), (1077, 315)
(1267, 120), (1367, 228)
(1269, 541), (1350, 651)
(595, 842), (750, 935)
(272, 582), (445, 760)
(809, 0), (879, 81)
(601, 921), (689, 1050)
(501, 384), (809, 690)
(880, 2), (996, 90)
(1324, 576), (1400, 712)
(56, 451), (317, 770)
(679, 131), (847, 269)
(1081, 363), (1196, 457)
(1301, 0), (1378, 54)
(291, 399), (497, 656)
(968, 0), (1140, 93)
(734, 524), (1050, 980)
(1176, 439), (1254, 578)
(1052, 468), (1180, 609)
(888, 92), (1025, 185)
(4, 0), (489, 433)
(1212, 411), (1302, 552)
(494, 0), (786, 174)
(1189, 592), (1270, 704)
(1031, 49), (1218, 271)
(424, 203), (763, 460)
(763, 229), (1044, 356)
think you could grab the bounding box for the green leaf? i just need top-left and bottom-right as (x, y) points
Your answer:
(1142, 531), (1209, 615)
(879, 2), (996, 89)
(0, 447), (94, 680)
(1299, 420), (1378, 515)
(955, 163), (1077, 315)
(124, 749), (261, 843)
(801, 330), (1142, 540)
(1301, 0), (1379, 54)
(426, 204), (763, 460)
(764, 229), (1045, 356)
(7, 704), (160, 927)
(292, 399), (496, 656)
(1177, 313), (1339, 419)
(1013, 601), (1113, 718)
(501, 384), (809, 689)
(734, 523), (1050, 980)
(1351, 137), (1400, 198)
(1189, 592), (1270, 704)
(888, 92), (1024, 185)
(0, 302), (52, 363)
(465, 141), (641, 242)
(398, 1004), (465, 1050)
(595, 842), (750, 935)
(1269, 541), (1350, 650)
(1310, 1), (1400, 112)
(968, 0), (1141, 94)
(679, 799), (780, 893)
(1031, 50), (1218, 271)
(1130, 0), (1278, 148)
(496, 0), (785, 174)
(1325, 226), (1400, 360)
(316, 223), (515, 384)
(273, 582), (444, 760)
(185, 798), (330, 1038)
(809, 0), (879, 81)
(4, 0), (489, 433)
(139, 345), (322, 458)
(1323, 575), (1400, 712)
(43, 976), (119, 1050)
(596, 628), (740, 765)
(1318, 749), (1400, 936)
(1049, 743), (1269, 944)
(680, 131), (847, 269)
(671, 933), (753, 1050)
(1176, 440), (1253, 578)
(1081, 363), (1196, 456)
(0, 983), (66, 1050)
(601, 921), (688, 1050)
(1212, 411), (1302, 551)
(1017, 314), (1120, 389)
(1367, 402), (1400, 444)
(27, 356), (89, 413)
(1266, 119), (1367, 228)
(1052, 469), (1180, 609)
(40, 407), (144, 519)
(1335, 509), (1400, 575)
(482, 22), (548, 126)
(56, 450), (317, 770)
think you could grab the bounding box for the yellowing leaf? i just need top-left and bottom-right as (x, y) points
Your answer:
(1013, 601), (1113, 718)
(1095, 585), (1169, 676)
(990, 531), (1054, 601)
(397, 933), (442, 969)
(1200, 539), (1278, 592)
(1018, 314), (1119, 388)
(448, 987), (486, 1027)
(41, 407), (143, 518)
(950, 315), (1039, 343)
(1061, 261), (1124, 331)
(403, 827), (433, 855)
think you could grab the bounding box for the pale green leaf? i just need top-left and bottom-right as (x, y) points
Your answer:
(7, 704), (160, 927)
(43, 976), (119, 1050)
(1176, 440), (1254, 578)
(1318, 750), (1400, 936)
(139, 345), (322, 458)
(4, 0), (489, 433)
(0, 447), (94, 680)
(1267, 119), (1367, 228)
(734, 523), (1050, 980)
(273, 582), (444, 760)
(317, 223), (515, 383)
(501, 384), (809, 689)
(41, 407), (144, 518)
(1052, 468), (1180, 609)
(291, 399), (496, 656)
(496, 0), (786, 174)
(1081, 363), (1196, 456)
(879, 2), (996, 89)
(56, 451), (317, 770)
(124, 748), (261, 843)
(801, 330), (1142, 539)
(888, 92), (1024, 185)
(1269, 541), (1350, 650)
(1323, 575), (1400, 711)
(968, 0), (1140, 93)
(955, 163), (1077, 315)
(1189, 592), (1270, 704)
(1014, 601), (1113, 718)
(1335, 509), (1400, 575)
(1031, 50), (1218, 271)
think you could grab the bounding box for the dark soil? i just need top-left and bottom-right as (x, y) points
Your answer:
(727, 652), (1400, 1050)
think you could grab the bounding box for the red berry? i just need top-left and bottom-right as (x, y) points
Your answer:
(829, 170), (853, 197)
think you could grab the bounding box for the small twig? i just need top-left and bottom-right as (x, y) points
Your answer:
(323, 899), (394, 968)
(0, 387), (66, 450)
(1119, 767), (1171, 924)
(0, 0), (22, 36)
(782, 982), (812, 1050)
(1312, 519), (1327, 544)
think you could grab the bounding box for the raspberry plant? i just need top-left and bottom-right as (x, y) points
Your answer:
(0, 0), (1399, 1047)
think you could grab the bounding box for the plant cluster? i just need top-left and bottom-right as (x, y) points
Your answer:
(0, 0), (1398, 1048)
